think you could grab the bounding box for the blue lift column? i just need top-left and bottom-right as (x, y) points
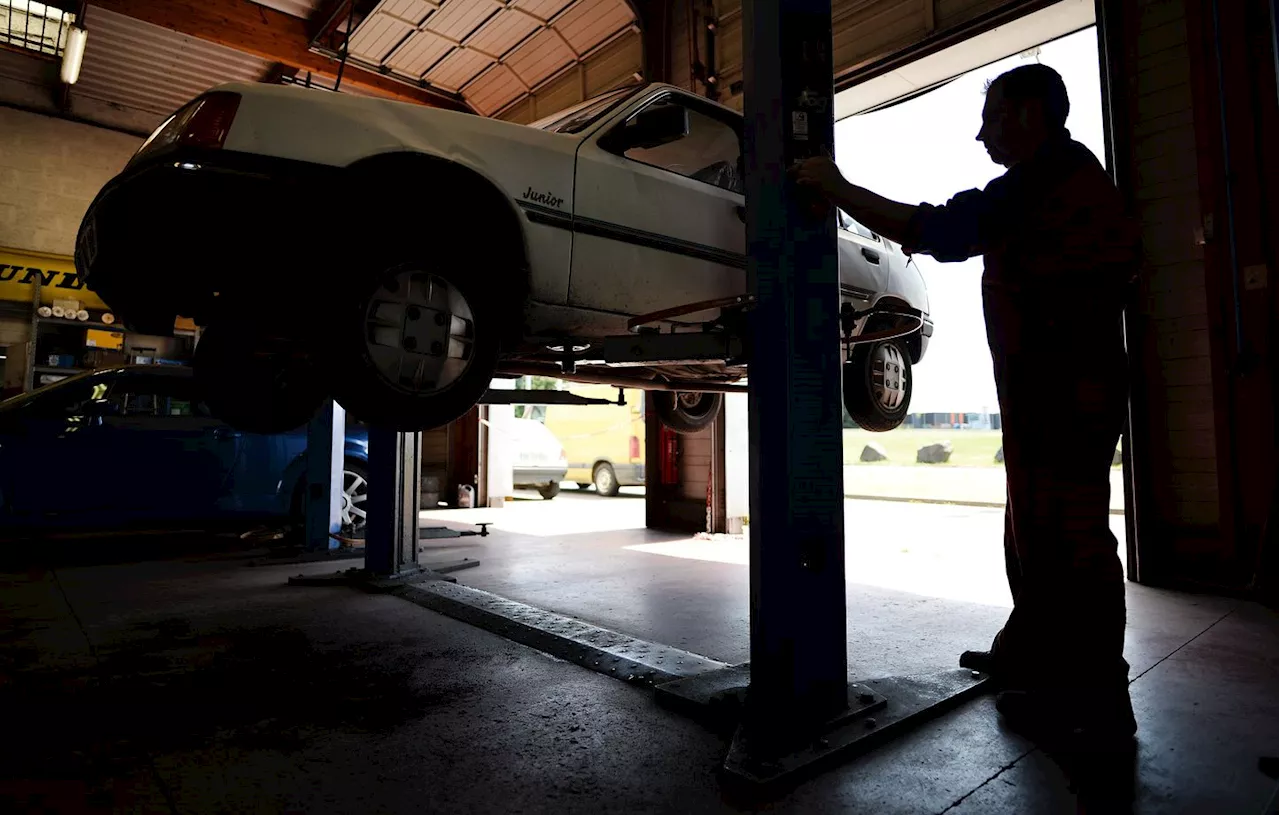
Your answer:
(733, 0), (848, 766)
(724, 0), (988, 784)
(303, 400), (345, 552)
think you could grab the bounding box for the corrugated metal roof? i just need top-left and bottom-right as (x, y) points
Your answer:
(74, 6), (272, 121)
(248, 0), (327, 19)
(350, 0), (636, 114)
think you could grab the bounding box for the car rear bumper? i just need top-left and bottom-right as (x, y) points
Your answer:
(75, 147), (345, 333)
(611, 463), (644, 485)
(513, 466), (568, 486)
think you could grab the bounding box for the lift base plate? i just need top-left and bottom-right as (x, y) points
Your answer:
(721, 668), (991, 788)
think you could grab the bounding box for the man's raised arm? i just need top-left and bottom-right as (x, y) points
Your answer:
(789, 156), (990, 262)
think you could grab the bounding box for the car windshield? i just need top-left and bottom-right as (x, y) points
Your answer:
(528, 85), (643, 134)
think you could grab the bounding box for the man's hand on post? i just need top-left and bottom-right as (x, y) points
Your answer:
(787, 157), (919, 245)
(789, 155), (846, 219)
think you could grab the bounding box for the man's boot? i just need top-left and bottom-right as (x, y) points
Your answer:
(994, 685), (1137, 750)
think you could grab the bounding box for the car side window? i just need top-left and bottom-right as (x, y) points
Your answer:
(839, 209), (880, 242)
(614, 99), (743, 195)
(113, 378), (209, 418)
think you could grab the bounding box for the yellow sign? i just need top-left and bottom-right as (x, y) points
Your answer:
(0, 247), (109, 311)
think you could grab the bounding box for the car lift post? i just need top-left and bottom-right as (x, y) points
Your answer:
(303, 400), (345, 553)
(723, 0), (989, 785)
(734, 0), (849, 769)
(364, 426), (423, 577)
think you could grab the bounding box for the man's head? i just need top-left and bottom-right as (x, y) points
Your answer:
(977, 63), (1070, 167)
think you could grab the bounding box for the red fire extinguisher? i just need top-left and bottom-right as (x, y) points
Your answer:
(659, 425), (679, 485)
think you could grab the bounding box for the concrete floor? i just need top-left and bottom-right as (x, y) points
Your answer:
(1, 495), (1275, 814)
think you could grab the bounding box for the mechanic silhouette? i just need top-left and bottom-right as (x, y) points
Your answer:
(793, 63), (1141, 748)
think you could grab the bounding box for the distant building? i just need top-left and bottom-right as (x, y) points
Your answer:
(905, 412), (1001, 430)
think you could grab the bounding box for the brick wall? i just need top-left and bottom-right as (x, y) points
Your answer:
(1126, 0), (1221, 533)
(0, 107), (140, 257)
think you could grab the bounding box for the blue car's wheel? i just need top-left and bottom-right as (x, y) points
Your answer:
(340, 461), (369, 531)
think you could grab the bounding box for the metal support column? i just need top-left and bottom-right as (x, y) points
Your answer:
(303, 400), (345, 552)
(364, 427), (423, 577)
(717, 0), (988, 784)
(736, 0), (848, 758)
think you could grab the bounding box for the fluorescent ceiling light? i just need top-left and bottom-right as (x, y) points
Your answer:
(60, 23), (86, 84)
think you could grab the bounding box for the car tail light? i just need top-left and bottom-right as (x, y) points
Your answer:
(179, 92), (241, 149)
(559, 448), (567, 463)
(129, 91), (241, 166)
(630, 435), (641, 460)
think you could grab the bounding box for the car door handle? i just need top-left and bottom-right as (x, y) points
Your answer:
(213, 428), (242, 440)
(861, 248), (881, 264)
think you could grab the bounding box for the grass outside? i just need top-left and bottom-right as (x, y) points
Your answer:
(843, 428), (1123, 468)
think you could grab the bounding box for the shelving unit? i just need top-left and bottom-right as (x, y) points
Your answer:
(34, 365), (90, 376)
(17, 275), (194, 393)
(35, 316), (127, 333)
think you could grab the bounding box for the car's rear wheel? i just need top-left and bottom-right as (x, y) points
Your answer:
(537, 482), (561, 500)
(653, 391), (722, 434)
(843, 339), (912, 432)
(193, 323), (325, 434)
(593, 462), (620, 497)
(329, 259), (500, 432)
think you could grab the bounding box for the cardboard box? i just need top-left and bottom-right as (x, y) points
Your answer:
(84, 349), (128, 369)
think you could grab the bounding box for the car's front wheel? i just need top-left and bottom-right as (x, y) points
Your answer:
(842, 339), (912, 432)
(193, 323), (325, 434)
(329, 258), (500, 432)
(653, 391), (722, 434)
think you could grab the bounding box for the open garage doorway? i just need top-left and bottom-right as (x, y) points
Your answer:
(420, 376), (650, 538)
(443, 0), (1137, 673)
(825, 19), (1132, 603)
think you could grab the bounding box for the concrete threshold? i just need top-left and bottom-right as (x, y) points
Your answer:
(844, 493), (1126, 516)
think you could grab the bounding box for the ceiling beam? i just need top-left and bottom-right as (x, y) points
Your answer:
(262, 62), (300, 84)
(87, 0), (472, 111)
(307, 0), (363, 47)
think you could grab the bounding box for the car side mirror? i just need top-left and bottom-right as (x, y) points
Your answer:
(606, 104), (689, 153)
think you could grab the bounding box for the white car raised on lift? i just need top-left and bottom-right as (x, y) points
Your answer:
(75, 81), (932, 435)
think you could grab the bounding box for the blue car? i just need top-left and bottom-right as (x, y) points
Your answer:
(0, 365), (369, 532)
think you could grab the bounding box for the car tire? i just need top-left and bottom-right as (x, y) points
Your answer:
(592, 462), (620, 497)
(537, 482), (561, 500)
(341, 460), (370, 532)
(193, 323), (326, 434)
(575, 483), (592, 491)
(653, 392), (722, 434)
(288, 459), (370, 533)
(328, 255), (501, 432)
(843, 339), (912, 432)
